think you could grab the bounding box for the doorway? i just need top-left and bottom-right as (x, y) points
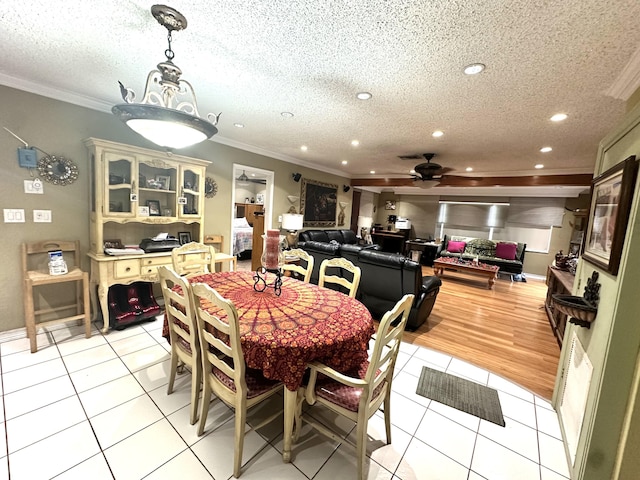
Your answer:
(231, 164), (275, 263)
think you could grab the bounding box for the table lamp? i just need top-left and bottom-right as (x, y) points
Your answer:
(357, 216), (373, 243)
(282, 213), (304, 247)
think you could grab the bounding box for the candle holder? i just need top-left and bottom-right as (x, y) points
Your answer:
(253, 267), (284, 296)
(254, 229), (285, 296)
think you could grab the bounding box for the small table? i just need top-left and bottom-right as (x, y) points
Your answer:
(433, 258), (500, 289)
(164, 271), (374, 462)
(405, 241), (440, 266)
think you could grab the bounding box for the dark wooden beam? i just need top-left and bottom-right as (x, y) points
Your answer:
(351, 174), (593, 188)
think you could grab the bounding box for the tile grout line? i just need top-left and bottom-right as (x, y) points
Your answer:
(0, 345), (11, 480)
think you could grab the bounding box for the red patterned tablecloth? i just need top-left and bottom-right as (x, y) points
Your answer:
(164, 271), (374, 391)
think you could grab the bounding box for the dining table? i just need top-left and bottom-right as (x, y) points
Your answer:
(162, 270), (374, 462)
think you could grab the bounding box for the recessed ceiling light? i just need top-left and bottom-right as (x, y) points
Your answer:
(370, 170), (376, 174)
(466, 167), (473, 172)
(300, 145), (308, 152)
(341, 160), (348, 165)
(432, 130), (444, 138)
(356, 92), (372, 100)
(351, 140), (360, 147)
(234, 123), (244, 128)
(550, 113), (568, 122)
(535, 164), (544, 169)
(463, 63), (485, 75)
(251, 173), (255, 177)
(281, 112), (294, 118)
(540, 147), (552, 153)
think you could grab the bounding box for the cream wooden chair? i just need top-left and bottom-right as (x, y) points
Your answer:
(318, 257), (361, 298)
(22, 240), (91, 353)
(298, 294), (414, 480)
(171, 241), (216, 276)
(191, 282), (284, 478)
(281, 248), (314, 283)
(158, 266), (201, 425)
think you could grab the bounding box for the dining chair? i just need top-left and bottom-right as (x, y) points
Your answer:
(191, 282), (284, 478)
(318, 257), (361, 298)
(171, 241), (216, 276)
(158, 266), (201, 425)
(281, 248), (314, 283)
(22, 240), (91, 353)
(297, 293), (414, 480)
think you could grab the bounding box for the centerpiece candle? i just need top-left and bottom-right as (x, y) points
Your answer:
(264, 229), (281, 270)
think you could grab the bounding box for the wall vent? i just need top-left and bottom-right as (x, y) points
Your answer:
(560, 332), (593, 467)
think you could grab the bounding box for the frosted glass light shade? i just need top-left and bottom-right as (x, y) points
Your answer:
(113, 104), (218, 149)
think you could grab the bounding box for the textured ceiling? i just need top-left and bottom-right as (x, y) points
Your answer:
(2, 1), (640, 196)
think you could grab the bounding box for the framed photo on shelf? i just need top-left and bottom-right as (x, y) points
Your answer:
(138, 206), (150, 216)
(155, 175), (171, 190)
(582, 155), (638, 275)
(147, 199), (161, 216)
(178, 231), (192, 245)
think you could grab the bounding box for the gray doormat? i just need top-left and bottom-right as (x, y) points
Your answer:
(416, 366), (505, 427)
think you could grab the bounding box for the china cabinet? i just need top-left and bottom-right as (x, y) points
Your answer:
(84, 138), (210, 331)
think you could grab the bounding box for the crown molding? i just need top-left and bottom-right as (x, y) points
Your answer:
(606, 44), (640, 100)
(0, 74), (351, 180)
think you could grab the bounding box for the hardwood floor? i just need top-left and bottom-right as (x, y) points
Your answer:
(403, 267), (560, 400)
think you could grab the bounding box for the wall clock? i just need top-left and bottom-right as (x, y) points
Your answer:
(205, 177), (218, 198)
(37, 155), (79, 186)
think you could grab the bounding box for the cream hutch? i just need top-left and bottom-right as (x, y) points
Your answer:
(85, 138), (209, 332)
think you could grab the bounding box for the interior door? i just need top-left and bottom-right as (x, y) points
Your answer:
(350, 190), (362, 233)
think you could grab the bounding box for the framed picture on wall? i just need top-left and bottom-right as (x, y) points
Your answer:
(582, 155), (638, 275)
(300, 178), (338, 227)
(256, 193), (265, 205)
(385, 200), (396, 210)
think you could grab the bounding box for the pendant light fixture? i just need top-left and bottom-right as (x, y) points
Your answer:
(112, 5), (220, 150)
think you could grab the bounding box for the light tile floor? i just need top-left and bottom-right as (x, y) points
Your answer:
(0, 319), (571, 479)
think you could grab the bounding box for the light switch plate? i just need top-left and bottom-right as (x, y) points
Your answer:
(24, 180), (44, 194)
(3, 209), (25, 223)
(33, 210), (52, 222)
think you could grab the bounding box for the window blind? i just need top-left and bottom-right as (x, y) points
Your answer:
(438, 202), (508, 228)
(506, 197), (565, 227)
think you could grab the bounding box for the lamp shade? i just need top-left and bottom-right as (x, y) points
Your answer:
(282, 213), (304, 230)
(357, 216), (373, 230)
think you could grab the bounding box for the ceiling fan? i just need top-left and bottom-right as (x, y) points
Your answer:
(236, 170), (266, 185)
(400, 153), (454, 187)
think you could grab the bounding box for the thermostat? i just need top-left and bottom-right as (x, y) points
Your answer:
(18, 147), (38, 168)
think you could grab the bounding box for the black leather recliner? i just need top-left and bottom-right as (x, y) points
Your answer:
(298, 234), (441, 330)
(357, 250), (441, 330)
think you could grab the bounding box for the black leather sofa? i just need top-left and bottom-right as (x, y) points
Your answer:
(298, 229), (358, 244)
(298, 234), (441, 330)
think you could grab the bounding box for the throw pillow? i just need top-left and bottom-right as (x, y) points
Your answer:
(447, 241), (466, 253)
(496, 242), (517, 260)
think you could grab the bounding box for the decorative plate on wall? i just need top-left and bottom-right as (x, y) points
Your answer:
(37, 155), (79, 186)
(205, 177), (218, 198)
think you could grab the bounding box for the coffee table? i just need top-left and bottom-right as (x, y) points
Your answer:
(433, 258), (500, 289)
